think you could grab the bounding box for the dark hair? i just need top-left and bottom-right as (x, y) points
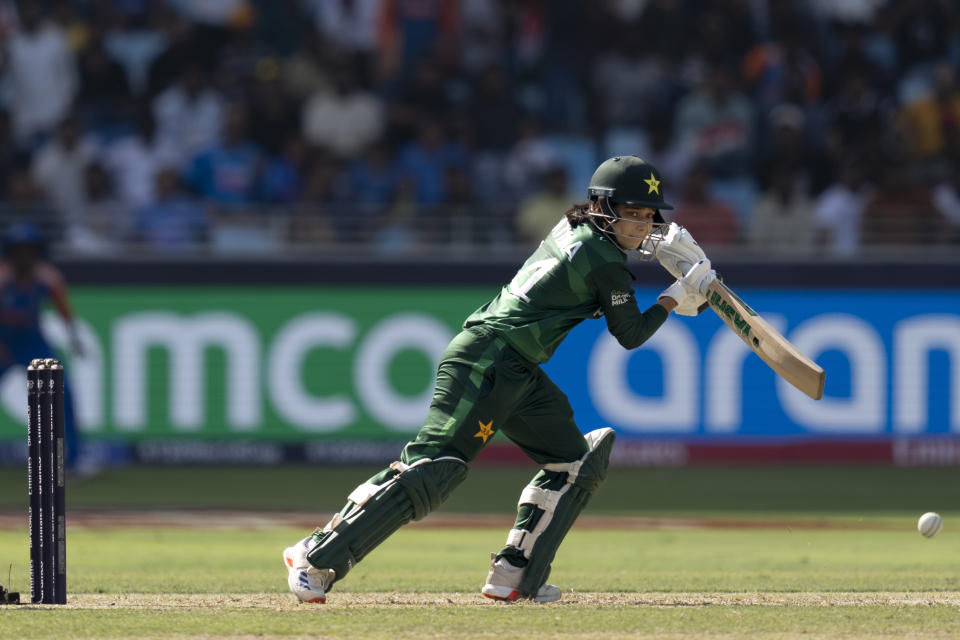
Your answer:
(564, 202), (592, 227)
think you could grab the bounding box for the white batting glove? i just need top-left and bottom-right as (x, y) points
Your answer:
(659, 259), (716, 315)
(646, 223), (708, 280)
(673, 294), (710, 316)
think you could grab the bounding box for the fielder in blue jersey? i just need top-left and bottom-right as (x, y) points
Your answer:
(0, 223), (83, 467)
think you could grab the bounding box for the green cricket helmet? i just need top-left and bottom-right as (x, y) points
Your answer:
(587, 156), (672, 223)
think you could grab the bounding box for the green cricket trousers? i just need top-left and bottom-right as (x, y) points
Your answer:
(401, 325), (589, 466)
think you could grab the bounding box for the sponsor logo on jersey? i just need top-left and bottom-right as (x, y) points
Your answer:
(611, 291), (632, 306)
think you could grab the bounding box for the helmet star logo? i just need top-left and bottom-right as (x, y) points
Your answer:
(474, 420), (495, 443)
(644, 173), (661, 195)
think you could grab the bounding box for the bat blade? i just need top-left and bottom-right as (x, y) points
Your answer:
(705, 280), (825, 400)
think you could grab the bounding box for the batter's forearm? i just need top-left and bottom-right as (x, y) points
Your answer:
(605, 303), (669, 349)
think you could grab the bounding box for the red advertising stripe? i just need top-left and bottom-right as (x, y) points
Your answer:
(473, 439), (905, 466)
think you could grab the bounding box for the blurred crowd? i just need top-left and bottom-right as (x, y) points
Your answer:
(1, 0), (960, 258)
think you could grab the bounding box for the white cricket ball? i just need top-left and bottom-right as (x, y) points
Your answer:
(918, 512), (943, 538)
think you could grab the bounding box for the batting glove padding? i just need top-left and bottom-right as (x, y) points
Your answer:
(659, 259), (716, 316)
(650, 223), (708, 280)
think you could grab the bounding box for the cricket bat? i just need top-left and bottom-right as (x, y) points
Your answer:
(682, 261), (825, 400)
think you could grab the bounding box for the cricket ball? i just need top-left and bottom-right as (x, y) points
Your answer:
(918, 512), (942, 538)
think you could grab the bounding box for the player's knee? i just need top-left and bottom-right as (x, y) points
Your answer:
(545, 427), (615, 494)
(395, 457), (468, 520)
(575, 427), (616, 493)
(341, 457), (469, 520)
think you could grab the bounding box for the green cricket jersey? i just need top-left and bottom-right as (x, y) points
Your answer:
(464, 218), (669, 363)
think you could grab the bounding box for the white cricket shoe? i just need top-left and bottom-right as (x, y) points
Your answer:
(481, 553), (562, 603)
(283, 537), (334, 604)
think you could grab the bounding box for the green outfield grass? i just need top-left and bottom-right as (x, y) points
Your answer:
(0, 465), (958, 638)
(3, 526), (960, 594)
(0, 526), (958, 638)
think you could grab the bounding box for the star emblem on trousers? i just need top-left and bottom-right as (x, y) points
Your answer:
(474, 420), (495, 443)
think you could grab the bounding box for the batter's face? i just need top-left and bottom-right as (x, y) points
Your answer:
(610, 205), (657, 250)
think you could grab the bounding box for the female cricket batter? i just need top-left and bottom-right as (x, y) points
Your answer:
(283, 156), (715, 603)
